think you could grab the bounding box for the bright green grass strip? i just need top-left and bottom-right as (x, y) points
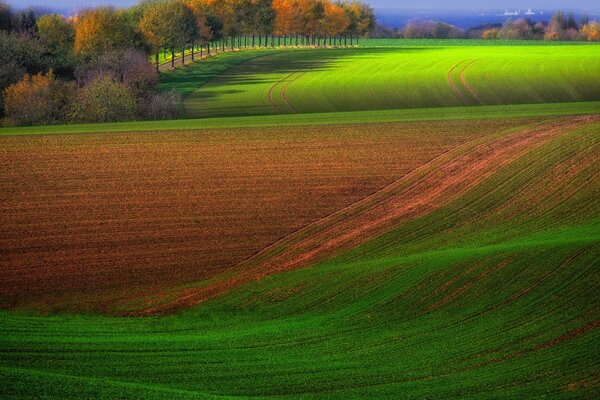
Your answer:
(1, 101), (598, 136)
(178, 46), (600, 118)
(360, 38), (600, 47)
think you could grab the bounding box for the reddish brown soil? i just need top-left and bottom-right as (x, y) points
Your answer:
(137, 116), (597, 315)
(0, 120), (503, 313)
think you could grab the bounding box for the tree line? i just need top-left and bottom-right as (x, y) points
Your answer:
(139, 0), (375, 70)
(0, 0), (375, 127)
(376, 12), (600, 41)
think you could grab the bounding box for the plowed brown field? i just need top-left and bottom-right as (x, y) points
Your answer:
(0, 120), (520, 313)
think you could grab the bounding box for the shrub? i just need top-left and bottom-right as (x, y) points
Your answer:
(4, 71), (72, 126)
(140, 91), (183, 121)
(76, 48), (158, 96)
(498, 19), (532, 40)
(70, 75), (135, 123)
(581, 23), (600, 41)
(482, 28), (499, 39)
(403, 20), (463, 39)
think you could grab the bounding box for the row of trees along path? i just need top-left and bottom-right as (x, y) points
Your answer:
(139, 0), (375, 71)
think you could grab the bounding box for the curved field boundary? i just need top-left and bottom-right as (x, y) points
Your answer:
(459, 59), (485, 105)
(134, 116), (598, 315)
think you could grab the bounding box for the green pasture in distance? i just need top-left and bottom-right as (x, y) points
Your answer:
(360, 38), (600, 46)
(176, 45), (600, 118)
(1, 119), (599, 399)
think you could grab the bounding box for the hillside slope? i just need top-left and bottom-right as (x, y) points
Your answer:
(181, 46), (600, 118)
(1, 115), (599, 398)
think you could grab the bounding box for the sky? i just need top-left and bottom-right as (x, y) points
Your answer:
(6, 0), (599, 10)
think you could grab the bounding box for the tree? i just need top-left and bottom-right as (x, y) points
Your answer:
(15, 8), (36, 35)
(482, 28), (499, 39)
(343, 1), (375, 45)
(250, 0), (276, 47)
(70, 75), (135, 123)
(498, 19), (532, 40)
(37, 14), (74, 51)
(36, 14), (75, 75)
(566, 12), (578, 30)
(323, 1), (348, 45)
(140, 0), (198, 69)
(0, 32), (46, 115)
(581, 14), (589, 27)
(74, 7), (145, 58)
(545, 11), (566, 40)
(76, 48), (158, 96)
(582, 22), (600, 42)
(4, 71), (72, 126)
(0, 1), (13, 32)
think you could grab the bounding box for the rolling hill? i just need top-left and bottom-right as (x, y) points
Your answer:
(1, 41), (599, 399)
(1, 110), (599, 398)
(159, 45), (600, 118)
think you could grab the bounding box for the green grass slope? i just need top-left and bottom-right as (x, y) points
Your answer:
(1, 116), (599, 398)
(2, 101), (598, 137)
(179, 46), (600, 118)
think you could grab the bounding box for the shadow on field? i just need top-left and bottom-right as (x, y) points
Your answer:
(182, 47), (437, 118)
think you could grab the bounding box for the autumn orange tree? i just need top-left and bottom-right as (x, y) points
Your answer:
(582, 22), (600, 42)
(74, 7), (145, 58)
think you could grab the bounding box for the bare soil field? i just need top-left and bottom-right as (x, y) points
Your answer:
(0, 120), (519, 313)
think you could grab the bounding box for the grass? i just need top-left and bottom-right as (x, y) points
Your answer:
(1, 116), (599, 398)
(174, 45), (600, 118)
(158, 49), (278, 97)
(1, 42), (599, 398)
(1, 101), (599, 136)
(359, 38), (600, 47)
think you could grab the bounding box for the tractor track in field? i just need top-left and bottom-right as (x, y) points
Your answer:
(447, 61), (470, 105)
(134, 116), (599, 316)
(447, 59), (484, 106)
(268, 71), (305, 114)
(459, 59), (485, 105)
(280, 72), (306, 113)
(267, 72), (296, 113)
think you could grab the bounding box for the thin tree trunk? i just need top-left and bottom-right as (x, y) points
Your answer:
(182, 48), (185, 65)
(171, 51), (175, 69)
(253, 33), (255, 48)
(155, 53), (159, 72)
(191, 45), (194, 62)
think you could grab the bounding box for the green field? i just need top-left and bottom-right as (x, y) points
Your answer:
(2, 114), (599, 398)
(1, 42), (600, 399)
(161, 45), (600, 118)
